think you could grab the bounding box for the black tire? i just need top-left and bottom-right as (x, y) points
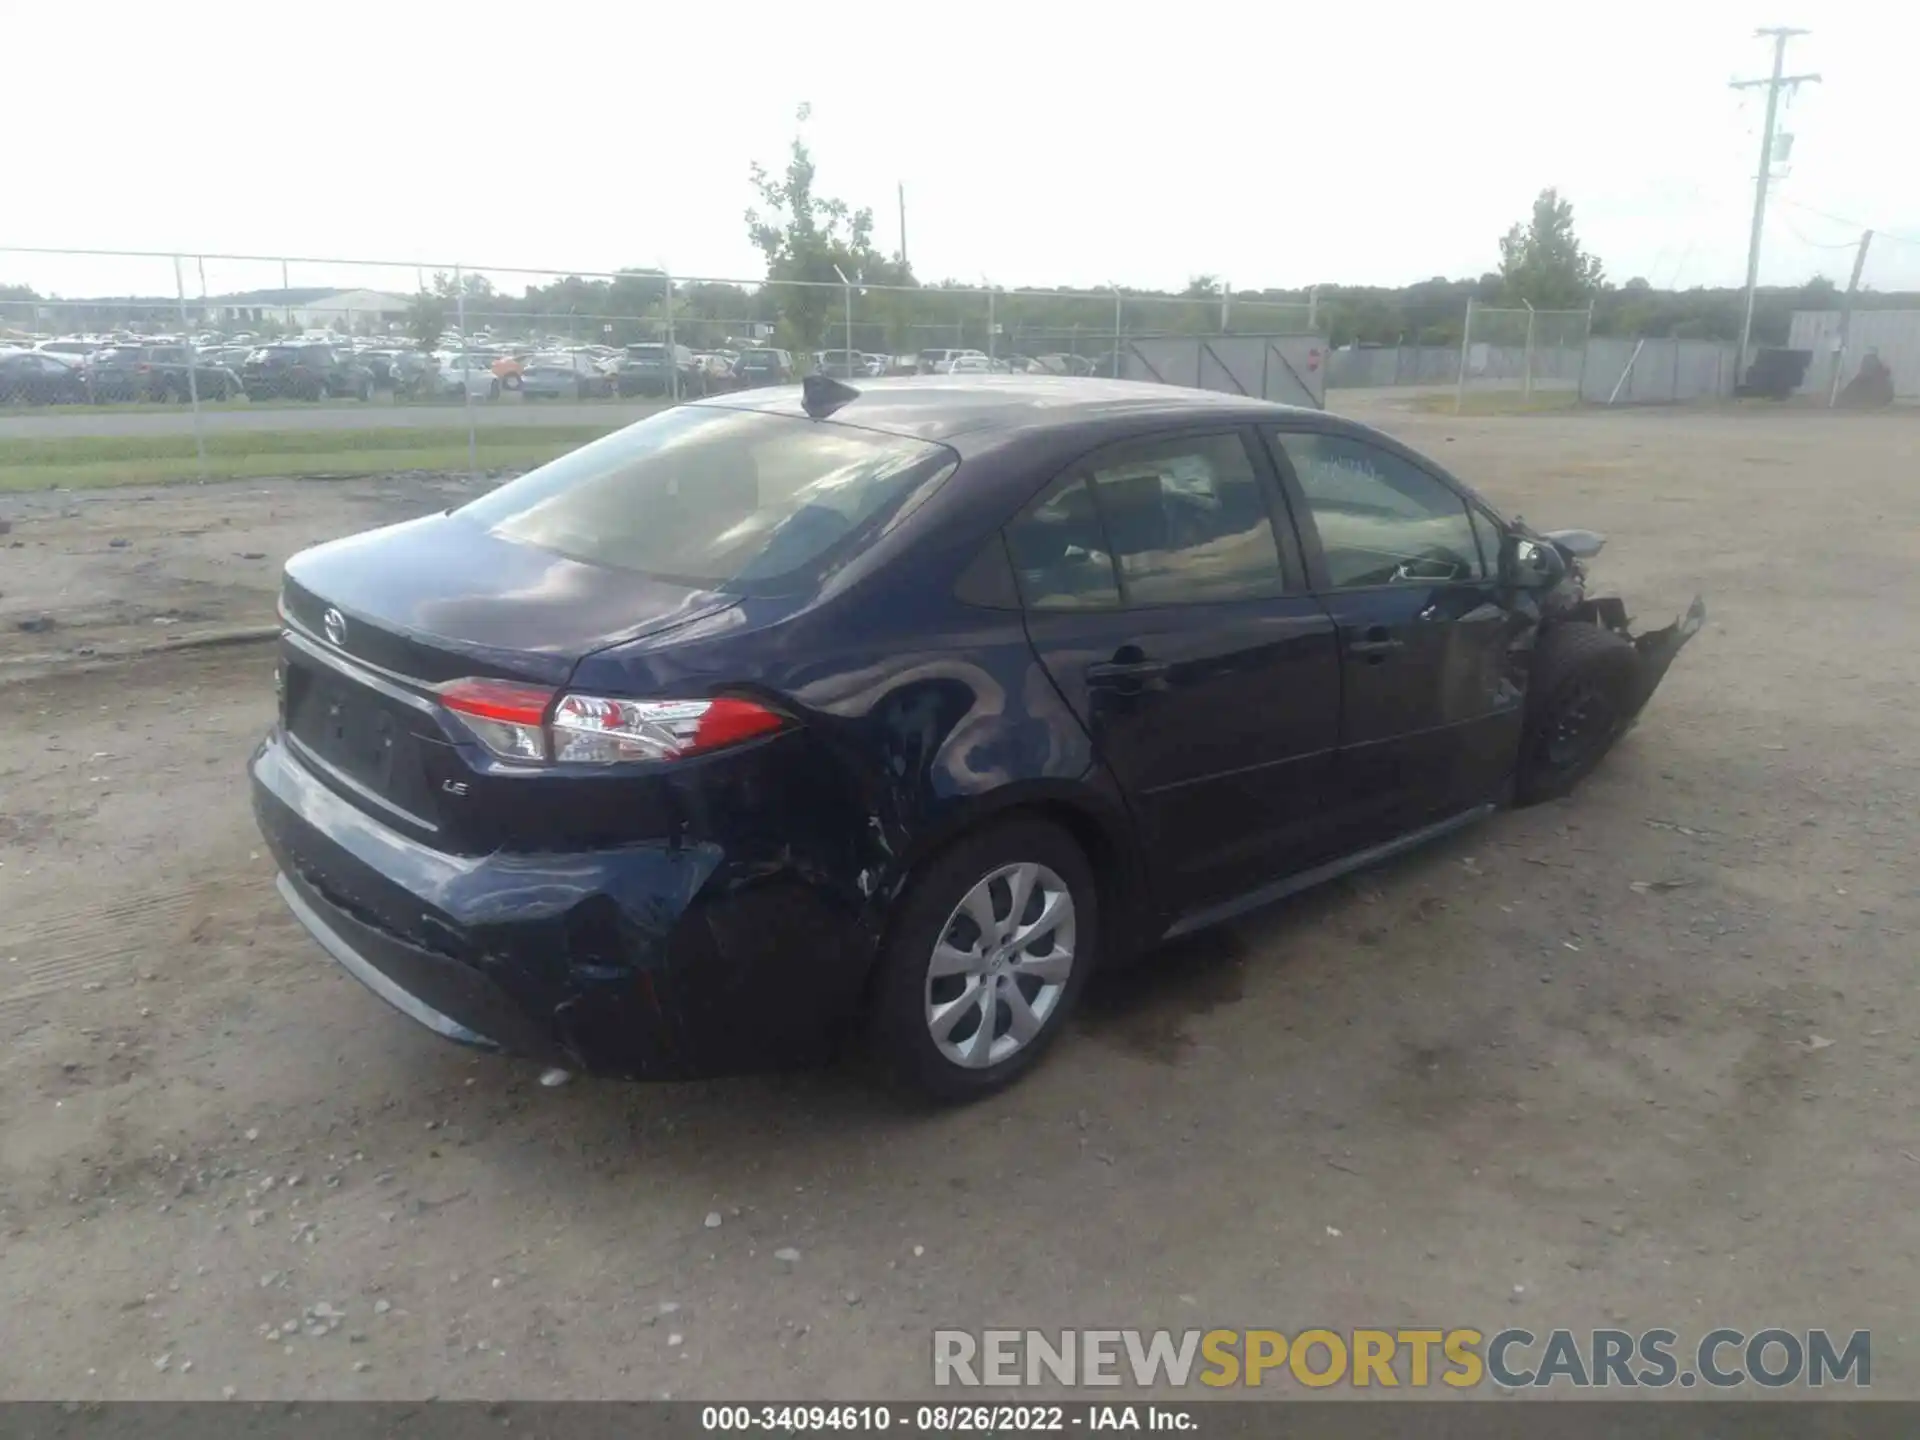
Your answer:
(867, 817), (1097, 1103)
(489, 378), (501, 400)
(1516, 622), (1643, 804)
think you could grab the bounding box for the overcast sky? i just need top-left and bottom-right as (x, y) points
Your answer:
(7, 0), (1917, 300)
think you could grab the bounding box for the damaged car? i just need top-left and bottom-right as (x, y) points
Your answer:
(250, 376), (1702, 1101)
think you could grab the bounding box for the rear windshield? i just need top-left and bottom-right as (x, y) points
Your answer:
(457, 405), (955, 593)
(739, 350), (782, 363)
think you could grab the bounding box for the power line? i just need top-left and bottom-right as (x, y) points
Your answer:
(1771, 195), (1920, 248)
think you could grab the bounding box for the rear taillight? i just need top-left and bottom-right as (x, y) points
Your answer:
(551, 694), (784, 763)
(437, 678), (551, 761)
(435, 680), (785, 766)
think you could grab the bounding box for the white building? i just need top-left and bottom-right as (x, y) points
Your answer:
(208, 288), (414, 332)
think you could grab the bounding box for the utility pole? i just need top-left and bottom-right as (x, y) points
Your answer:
(1828, 229), (1874, 407)
(1731, 27), (1820, 369)
(897, 183), (908, 267)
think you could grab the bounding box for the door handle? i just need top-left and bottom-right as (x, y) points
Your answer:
(1087, 658), (1169, 690)
(1346, 626), (1404, 662)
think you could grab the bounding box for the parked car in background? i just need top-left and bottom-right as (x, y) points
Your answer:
(491, 353), (526, 391)
(35, 338), (103, 362)
(201, 345), (256, 374)
(732, 347), (796, 387)
(813, 348), (876, 379)
(358, 350), (402, 388)
(0, 350), (91, 405)
(917, 348), (987, 374)
(88, 344), (244, 402)
(614, 342), (703, 398)
(519, 351), (613, 400)
(946, 354), (1015, 375)
(1033, 353), (1099, 377)
(422, 353), (502, 400)
(693, 353), (738, 390)
(242, 343), (374, 402)
(388, 351), (433, 398)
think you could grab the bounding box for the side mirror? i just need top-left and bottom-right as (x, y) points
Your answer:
(1505, 535), (1566, 590)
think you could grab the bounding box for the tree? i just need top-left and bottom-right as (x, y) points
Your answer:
(1497, 188), (1605, 308)
(745, 104), (887, 351)
(431, 270), (494, 300)
(406, 291), (448, 354)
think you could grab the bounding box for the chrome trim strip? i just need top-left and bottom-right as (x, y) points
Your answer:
(282, 622), (438, 714)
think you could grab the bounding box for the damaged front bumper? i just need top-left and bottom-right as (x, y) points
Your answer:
(1569, 592), (1708, 716)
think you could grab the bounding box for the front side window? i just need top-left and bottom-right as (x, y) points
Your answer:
(1271, 431), (1485, 589)
(1085, 431), (1287, 605)
(458, 405), (955, 592)
(1468, 506), (1506, 578)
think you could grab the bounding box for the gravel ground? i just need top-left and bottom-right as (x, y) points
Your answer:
(2, 395), (1917, 1400)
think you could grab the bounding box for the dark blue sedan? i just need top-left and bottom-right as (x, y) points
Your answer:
(250, 376), (1702, 1100)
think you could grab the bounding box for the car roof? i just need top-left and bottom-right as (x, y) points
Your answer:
(692, 375), (1318, 444)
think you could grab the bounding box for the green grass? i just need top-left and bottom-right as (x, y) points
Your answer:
(0, 424), (621, 491)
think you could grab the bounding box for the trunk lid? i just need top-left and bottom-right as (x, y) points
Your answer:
(277, 512), (736, 848)
(282, 511), (734, 685)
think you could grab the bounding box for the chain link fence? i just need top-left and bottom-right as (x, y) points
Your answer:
(1451, 299), (1593, 409)
(1, 247), (1331, 481)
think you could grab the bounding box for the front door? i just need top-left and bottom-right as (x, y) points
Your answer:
(1265, 426), (1527, 846)
(1011, 426), (1342, 916)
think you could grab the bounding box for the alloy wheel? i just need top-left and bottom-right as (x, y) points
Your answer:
(925, 861), (1075, 1070)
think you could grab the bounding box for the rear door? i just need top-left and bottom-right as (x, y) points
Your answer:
(1265, 425), (1526, 844)
(1013, 426), (1342, 916)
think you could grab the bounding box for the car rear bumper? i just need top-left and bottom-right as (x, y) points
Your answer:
(250, 727), (876, 1079)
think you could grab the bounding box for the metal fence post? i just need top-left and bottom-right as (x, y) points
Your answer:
(173, 255), (208, 482)
(1454, 298), (1473, 414)
(1523, 300), (1536, 402)
(454, 265), (476, 479)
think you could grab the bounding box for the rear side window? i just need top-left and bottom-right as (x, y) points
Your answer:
(1271, 430), (1486, 588)
(1083, 431), (1287, 605)
(457, 405), (956, 593)
(1006, 477), (1121, 610)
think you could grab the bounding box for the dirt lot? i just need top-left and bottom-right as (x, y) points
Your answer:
(2, 397), (1917, 1400)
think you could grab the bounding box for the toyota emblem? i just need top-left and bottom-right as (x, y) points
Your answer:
(322, 607), (347, 648)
